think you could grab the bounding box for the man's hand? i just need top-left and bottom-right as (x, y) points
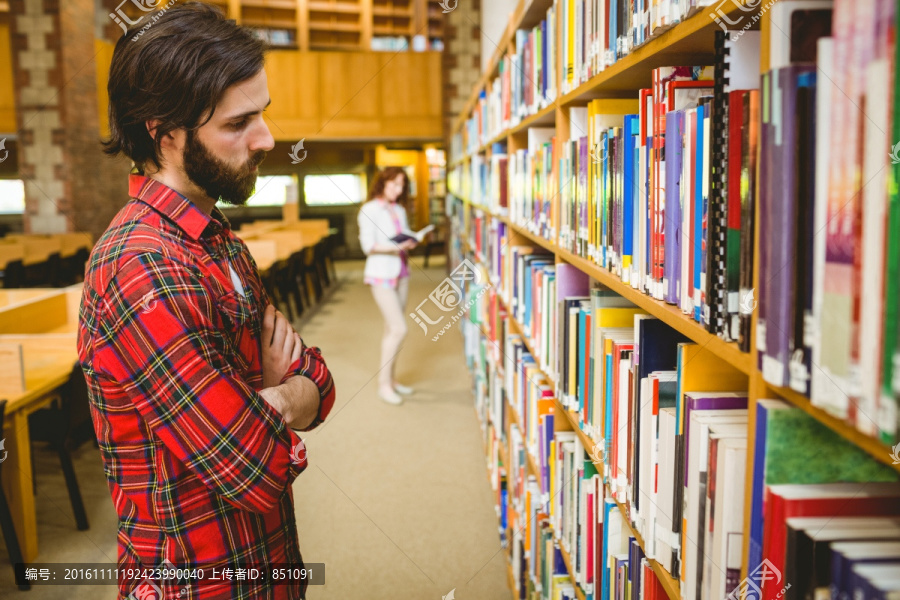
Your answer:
(261, 304), (302, 389)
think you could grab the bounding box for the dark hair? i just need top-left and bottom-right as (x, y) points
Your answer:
(367, 167), (410, 207)
(102, 2), (268, 174)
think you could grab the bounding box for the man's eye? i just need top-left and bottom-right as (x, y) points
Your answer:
(231, 119), (248, 129)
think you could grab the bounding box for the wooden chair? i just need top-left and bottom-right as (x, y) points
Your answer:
(0, 398), (30, 590)
(0, 259), (25, 288)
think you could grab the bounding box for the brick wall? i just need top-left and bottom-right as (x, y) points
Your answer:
(10, 0), (129, 238)
(441, 0), (481, 144)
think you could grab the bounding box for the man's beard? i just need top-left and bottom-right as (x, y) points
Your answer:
(182, 130), (266, 206)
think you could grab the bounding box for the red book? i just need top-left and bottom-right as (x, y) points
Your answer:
(760, 482), (900, 600)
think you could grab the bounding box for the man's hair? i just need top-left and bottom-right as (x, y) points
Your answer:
(102, 1), (267, 173)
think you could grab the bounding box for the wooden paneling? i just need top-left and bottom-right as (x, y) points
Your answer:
(0, 23), (14, 133)
(90, 44), (440, 143)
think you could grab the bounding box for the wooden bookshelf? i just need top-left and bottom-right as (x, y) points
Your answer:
(559, 544), (588, 600)
(451, 0), (900, 599)
(460, 200), (754, 377)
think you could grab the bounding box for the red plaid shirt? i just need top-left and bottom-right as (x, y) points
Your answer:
(77, 174), (335, 600)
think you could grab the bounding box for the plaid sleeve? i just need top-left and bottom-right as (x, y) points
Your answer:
(94, 251), (307, 514)
(281, 343), (335, 431)
(235, 235), (335, 431)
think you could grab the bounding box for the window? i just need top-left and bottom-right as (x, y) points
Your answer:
(218, 175), (297, 209)
(0, 180), (25, 214)
(303, 173), (366, 207)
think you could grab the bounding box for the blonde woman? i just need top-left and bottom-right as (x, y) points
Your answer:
(358, 167), (417, 405)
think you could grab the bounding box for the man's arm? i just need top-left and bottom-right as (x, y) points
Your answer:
(94, 251), (308, 514)
(260, 376), (320, 431)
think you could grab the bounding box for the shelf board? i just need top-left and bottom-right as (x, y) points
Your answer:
(492, 215), (752, 375)
(558, 544), (588, 600)
(308, 21), (361, 31)
(610, 496), (682, 600)
(309, 41), (362, 51)
(241, 17), (297, 28)
(373, 25), (412, 35)
(307, 1), (361, 13)
(450, 0), (757, 138)
(507, 559), (517, 598)
(240, 0), (297, 9)
(450, 0), (555, 135)
(763, 375), (900, 473)
(508, 102), (557, 136)
(372, 6), (413, 16)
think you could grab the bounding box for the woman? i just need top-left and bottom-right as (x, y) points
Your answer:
(358, 167), (418, 405)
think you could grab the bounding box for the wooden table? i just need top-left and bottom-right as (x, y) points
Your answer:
(0, 285), (82, 562)
(243, 229), (327, 275)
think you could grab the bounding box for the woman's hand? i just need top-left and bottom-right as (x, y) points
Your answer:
(261, 304), (303, 389)
(398, 239), (417, 252)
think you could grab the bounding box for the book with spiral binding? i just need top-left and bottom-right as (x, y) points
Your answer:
(708, 30), (761, 341)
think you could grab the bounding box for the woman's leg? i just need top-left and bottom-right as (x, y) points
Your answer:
(392, 277), (411, 389)
(370, 283), (408, 395)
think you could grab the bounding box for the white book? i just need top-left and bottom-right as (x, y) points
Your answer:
(857, 58), (891, 436)
(713, 438), (747, 600)
(699, 423), (748, 600)
(810, 37), (848, 418)
(655, 407), (678, 572)
(683, 414), (748, 600)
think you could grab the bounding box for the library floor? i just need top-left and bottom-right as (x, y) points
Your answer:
(0, 256), (512, 599)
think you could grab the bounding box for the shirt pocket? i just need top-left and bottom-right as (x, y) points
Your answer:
(216, 290), (256, 372)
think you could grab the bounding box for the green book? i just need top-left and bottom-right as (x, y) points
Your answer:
(881, 3), (900, 445)
(764, 408), (899, 484)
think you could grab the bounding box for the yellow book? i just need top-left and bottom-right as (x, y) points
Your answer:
(589, 306), (646, 438)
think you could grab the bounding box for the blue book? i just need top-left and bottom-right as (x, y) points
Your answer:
(693, 104), (705, 322)
(601, 498), (617, 600)
(623, 115), (639, 272)
(747, 399), (789, 572)
(578, 304), (588, 415)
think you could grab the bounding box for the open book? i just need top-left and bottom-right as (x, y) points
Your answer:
(390, 224), (435, 244)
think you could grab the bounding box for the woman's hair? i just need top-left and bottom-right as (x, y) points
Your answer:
(102, 2), (268, 174)
(366, 167), (410, 207)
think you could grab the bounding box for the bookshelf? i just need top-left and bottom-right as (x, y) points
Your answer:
(450, 1), (900, 599)
(109, 0), (445, 51)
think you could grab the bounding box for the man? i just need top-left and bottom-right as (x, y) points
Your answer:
(77, 3), (334, 598)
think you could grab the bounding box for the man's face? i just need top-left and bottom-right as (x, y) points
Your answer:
(183, 69), (275, 206)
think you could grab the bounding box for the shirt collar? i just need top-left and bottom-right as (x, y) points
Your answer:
(128, 174), (231, 241)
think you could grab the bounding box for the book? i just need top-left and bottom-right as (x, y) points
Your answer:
(390, 224), (435, 244)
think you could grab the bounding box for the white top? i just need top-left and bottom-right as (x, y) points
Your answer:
(357, 199), (410, 280)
